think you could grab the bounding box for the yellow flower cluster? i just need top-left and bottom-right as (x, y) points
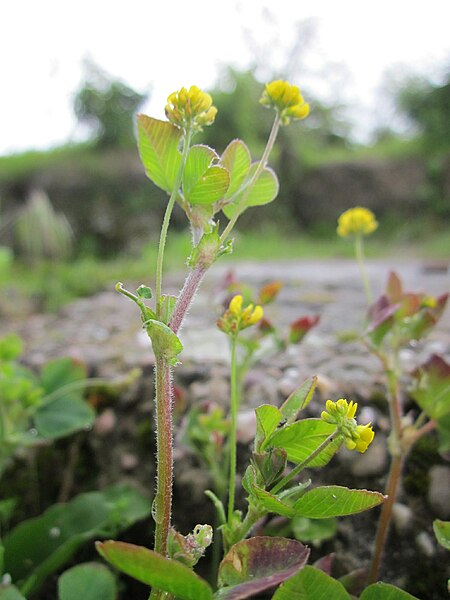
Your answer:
(260, 80), (310, 125)
(321, 399), (375, 454)
(165, 85), (217, 131)
(217, 294), (264, 336)
(337, 207), (378, 238)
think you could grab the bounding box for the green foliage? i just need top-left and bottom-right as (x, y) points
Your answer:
(96, 541), (214, 600)
(359, 582), (420, 599)
(74, 61), (146, 148)
(396, 71), (450, 153)
(271, 565), (351, 600)
(433, 519), (450, 550)
(57, 563), (117, 600)
(3, 485), (150, 597)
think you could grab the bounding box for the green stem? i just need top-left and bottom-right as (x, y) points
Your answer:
(220, 113), (281, 243)
(155, 128), (192, 319)
(355, 233), (372, 304)
(270, 432), (337, 495)
(227, 335), (239, 524)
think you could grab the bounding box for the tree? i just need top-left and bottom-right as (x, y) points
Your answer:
(74, 61), (147, 148)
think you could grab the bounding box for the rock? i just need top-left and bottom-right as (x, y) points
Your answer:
(415, 531), (436, 557)
(349, 435), (389, 477)
(392, 503), (414, 534)
(427, 465), (450, 519)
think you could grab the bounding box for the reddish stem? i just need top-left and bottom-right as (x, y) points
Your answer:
(169, 265), (206, 334)
(153, 357), (173, 557)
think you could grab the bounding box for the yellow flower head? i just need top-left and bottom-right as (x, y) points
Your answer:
(165, 85), (217, 131)
(260, 80), (310, 125)
(337, 207), (378, 238)
(321, 398), (375, 454)
(217, 294), (264, 336)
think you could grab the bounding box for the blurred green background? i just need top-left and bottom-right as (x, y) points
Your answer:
(0, 61), (449, 313)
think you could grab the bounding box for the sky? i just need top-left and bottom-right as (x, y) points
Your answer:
(1, 0), (449, 156)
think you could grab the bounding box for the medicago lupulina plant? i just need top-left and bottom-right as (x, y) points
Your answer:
(337, 206), (450, 585)
(92, 83), (418, 600)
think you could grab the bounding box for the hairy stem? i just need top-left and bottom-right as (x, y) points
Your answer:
(155, 129), (192, 319)
(169, 264), (207, 334)
(368, 454), (404, 583)
(153, 357), (174, 557)
(355, 234), (372, 304)
(227, 335), (239, 524)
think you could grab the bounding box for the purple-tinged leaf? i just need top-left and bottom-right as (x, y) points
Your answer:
(216, 537), (309, 599)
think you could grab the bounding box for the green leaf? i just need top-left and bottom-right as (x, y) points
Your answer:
(137, 115), (182, 193)
(272, 565), (351, 600)
(279, 377), (318, 424)
(0, 587), (27, 600)
(182, 145), (229, 205)
(291, 517), (337, 545)
(220, 139), (251, 200)
(40, 357), (86, 396)
(255, 405), (283, 451)
(410, 355), (450, 422)
(433, 519), (450, 550)
(359, 582), (420, 599)
(250, 485), (296, 519)
(268, 419), (339, 466)
(96, 541), (213, 600)
(0, 334), (23, 361)
(216, 537), (309, 599)
(3, 485), (150, 597)
(293, 486), (386, 518)
(223, 164), (279, 219)
(144, 319), (183, 363)
(58, 562), (117, 600)
(34, 395), (95, 439)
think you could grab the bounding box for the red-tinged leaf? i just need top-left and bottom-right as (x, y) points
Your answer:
(289, 316), (320, 344)
(257, 281), (283, 305)
(216, 537), (309, 599)
(293, 486), (386, 518)
(96, 541), (213, 600)
(385, 271), (403, 303)
(410, 354), (450, 421)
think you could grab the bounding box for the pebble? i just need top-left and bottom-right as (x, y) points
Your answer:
(349, 435), (389, 477)
(427, 465), (450, 519)
(392, 502), (414, 534)
(415, 531), (436, 557)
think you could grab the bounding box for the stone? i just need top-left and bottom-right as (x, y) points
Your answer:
(427, 465), (450, 519)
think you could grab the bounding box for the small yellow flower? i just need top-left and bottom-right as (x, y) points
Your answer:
(165, 85), (217, 131)
(337, 207), (378, 238)
(217, 295), (264, 336)
(260, 80), (310, 125)
(321, 398), (375, 454)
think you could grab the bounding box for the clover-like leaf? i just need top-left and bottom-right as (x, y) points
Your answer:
(137, 115), (182, 193)
(268, 419), (339, 467)
(216, 537), (309, 599)
(272, 565), (351, 600)
(96, 541), (213, 600)
(220, 139), (252, 200)
(293, 486), (386, 518)
(223, 164), (279, 219)
(279, 377), (318, 424)
(183, 145), (229, 205)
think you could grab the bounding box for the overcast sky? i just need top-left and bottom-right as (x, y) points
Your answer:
(1, 0), (449, 156)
